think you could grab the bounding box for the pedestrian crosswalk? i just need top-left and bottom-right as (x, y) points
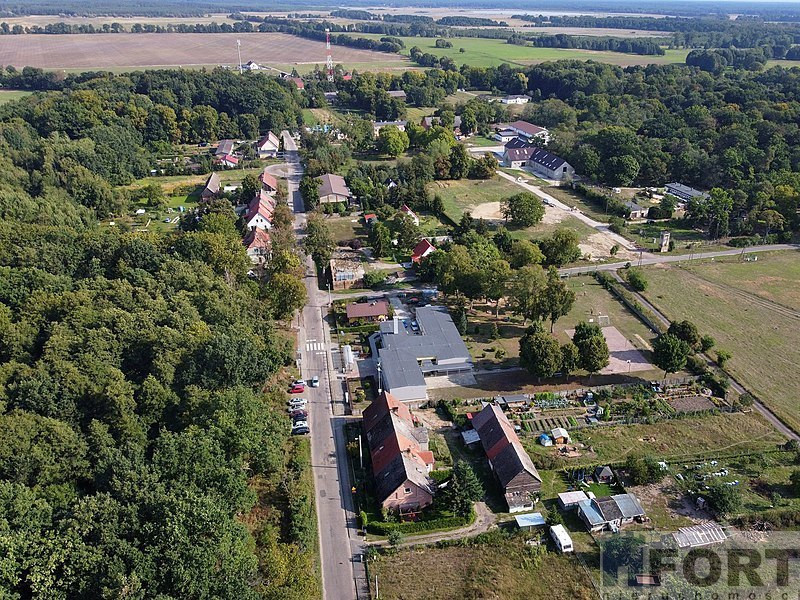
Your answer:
(305, 340), (326, 352)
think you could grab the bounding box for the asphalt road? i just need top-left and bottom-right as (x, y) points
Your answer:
(283, 132), (366, 600)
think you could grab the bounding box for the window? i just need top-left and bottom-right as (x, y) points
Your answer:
(404, 487), (412, 494)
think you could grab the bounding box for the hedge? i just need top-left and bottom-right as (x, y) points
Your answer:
(367, 512), (471, 535)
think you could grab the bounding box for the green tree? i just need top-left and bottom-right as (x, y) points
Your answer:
(542, 266), (575, 332)
(716, 349), (732, 367)
(304, 213), (335, 270)
(369, 222), (392, 258)
(519, 325), (562, 379)
(441, 461), (484, 517)
(606, 154), (640, 186)
(573, 321), (609, 376)
(299, 175), (321, 211)
(509, 240), (544, 268)
(625, 267), (648, 292)
(789, 469), (800, 496)
(484, 259), (511, 317)
(376, 125), (409, 157)
(706, 479), (742, 516)
(667, 320), (701, 350)
(390, 213), (421, 251)
(652, 333), (691, 378)
(507, 264), (547, 323)
(539, 229), (581, 267)
(560, 342), (580, 376)
(502, 192), (545, 227)
(267, 273), (307, 320)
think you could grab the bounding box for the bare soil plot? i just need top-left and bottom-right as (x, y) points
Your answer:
(0, 32), (405, 70)
(565, 326), (654, 375)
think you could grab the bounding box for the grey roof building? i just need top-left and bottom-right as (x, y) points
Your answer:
(578, 493), (646, 532)
(665, 182), (709, 201)
(373, 306), (473, 405)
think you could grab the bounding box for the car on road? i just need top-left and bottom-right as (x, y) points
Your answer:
(310, 376), (319, 387)
(289, 384), (305, 393)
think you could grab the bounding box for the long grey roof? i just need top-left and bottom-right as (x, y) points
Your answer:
(378, 306), (472, 392)
(505, 146), (568, 170)
(317, 173), (351, 198)
(666, 182), (708, 198)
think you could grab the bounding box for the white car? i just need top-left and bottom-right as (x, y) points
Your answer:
(310, 376), (320, 388)
(292, 379), (306, 387)
(288, 400), (307, 410)
(292, 420), (309, 429)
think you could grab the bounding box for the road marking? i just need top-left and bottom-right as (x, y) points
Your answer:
(315, 351), (327, 355)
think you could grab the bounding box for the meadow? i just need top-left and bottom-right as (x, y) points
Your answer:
(0, 90), (33, 104)
(642, 251), (800, 432)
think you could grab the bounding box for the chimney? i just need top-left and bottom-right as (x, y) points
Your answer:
(393, 315), (400, 335)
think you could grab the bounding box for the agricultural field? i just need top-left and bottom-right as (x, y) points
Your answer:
(0, 32), (408, 71)
(358, 34), (688, 68)
(0, 90), (33, 104)
(368, 532), (596, 600)
(642, 252), (800, 432)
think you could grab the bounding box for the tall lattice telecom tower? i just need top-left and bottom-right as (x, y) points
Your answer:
(326, 29), (334, 82)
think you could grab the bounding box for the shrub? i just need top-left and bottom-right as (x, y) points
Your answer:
(608, 216), (626, 234)
(625, 267), (648, 292)
(387, 530), (404, 546)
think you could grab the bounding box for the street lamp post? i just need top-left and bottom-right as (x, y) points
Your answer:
(627, 359), (632, 373)
(327, 282), (332, 307)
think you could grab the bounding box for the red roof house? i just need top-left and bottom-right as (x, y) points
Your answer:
(411, 239), (436, 264)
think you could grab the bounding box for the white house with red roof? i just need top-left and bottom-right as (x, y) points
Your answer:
(400, 204), (419, 226)
(255, 131), (280, 158)
(217, 154), (239, 168)
(507, 120), (550, 144)
(244, 192), (274, 231)
(259, 168), (278, 195)
(411, 239), (436, 264)
(243, 229), (271, 264)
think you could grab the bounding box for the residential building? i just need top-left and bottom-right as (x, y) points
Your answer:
(216, 154), (239, 168)
(501, 95), (530, 105)
(411, 239), (436, 264)
(329, 250), (365, 290)
(242, 228), (271, 264)
(289, 77), (305, 90)
(214, 139), (235, 157)
(317, 173), (353, 205)
(624, 200), (647, 220)
(255, 131), (280, 158)
(259, 168), (279, 194)
(372, 306), (473, 406)
(243, 60), (261, 71)
(387, 89), (407, 100)
(505, 136), (534, 150)
(200, 172), (221, 200)
(502, 146), (575, 181)
(557, 491), (589, 510)
(493, 128), (519, 143)
(244, 192), (275, 231)
(346, 300), (390, 323)
(578, 493), (646, 532)
(473, 404), (542, 512)
(400, 204), (419, 226)
(363, 392), (435, 514)
(421, 115), (463, 135)
(665, 182), (709, 202)
(507, 120), (550, 143)
(550, 524), (574, 553)
(372, 120), (407, 138)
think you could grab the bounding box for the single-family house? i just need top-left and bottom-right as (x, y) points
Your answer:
(372, 120), (407, 138)
(387, 89), (407, 100)
(289, 77), (305, 90)
(473, 404), (542, 512)
(372, 307), (473, 406)
(501, 95), (530, 105)
(400, 204), (419, 226)
(665, 182), (709, 202)
(214, 139), (235, 157)
(507, 120), (550, 143)
(242, 228), (271, 264)
(363, 392), (435, 514)
(594, 465), (614, 484)
(329, 250), (364, 290)
(421, 115), (463, 135)
(411, 239), (436, 264)
(624, 200), (647, 220)
(217, 154), (239, 168)
(671, 522), (727, 549)
(259, 168), (279, 195)
(496, 394), (528, 411)
(550, 524), (574, 553)
(323, 91), (339, 103)
(502, 146), (574, 181)
(244, 192), (275, 231)
(551, 427), (570, 444)
(557, 491), (589, 510)
(578, 493), (645, 532)
(493, 128), (519, 143)
(317, 174), (353, 205)
(243, 60), (261, 71)
(200, 172), (221, 200)
(255, 131), (280, 158)
(346, 300), (390, 323)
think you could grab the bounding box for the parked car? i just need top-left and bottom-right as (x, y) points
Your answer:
(288, 401), (307, 410)
(289, 384), (305, 393)
(310, 376), (319, 388)
(292, 379), (306, 387)
(289, 409), (308, 419)
(291, 425), (310, 435)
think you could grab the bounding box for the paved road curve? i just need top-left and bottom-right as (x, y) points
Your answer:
(282, 132), (366, 599)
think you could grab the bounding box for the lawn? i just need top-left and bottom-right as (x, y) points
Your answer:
(357, 34), (688, 69)
(642, 252), (800, 432)
(544, 186), (613, 223)
(428, 176), (521, 222)
(325, 215), (364, 243)
(368, 532), (596, 600)
(0, 89), (32, 104)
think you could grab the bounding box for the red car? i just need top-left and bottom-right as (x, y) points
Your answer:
(290, 384), (305, 393)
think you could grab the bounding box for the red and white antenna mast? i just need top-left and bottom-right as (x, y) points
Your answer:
(325, 28), (334, 82)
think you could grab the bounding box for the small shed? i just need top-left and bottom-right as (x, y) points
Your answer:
(595, 465), (614, 483)
(538, 433), (553, 447)
(496, 394), (528, 411)
(515, 512), (545, 531)
(461, 429), (480, 446)
(557, 491), (589, 510)
(551, 427), (570, 444)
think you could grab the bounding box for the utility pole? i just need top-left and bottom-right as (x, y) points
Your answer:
(237, 39), (243, 74)
(358, 434), (363, 470)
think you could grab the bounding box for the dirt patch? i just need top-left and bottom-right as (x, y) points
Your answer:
(629, 477), (708, 526)
(541, 205), (566, 225)
(470, 201), (504, 221)
(669, 396), (716, 413)
(565, 326), (653, 375)
(579, 232), (637, 261)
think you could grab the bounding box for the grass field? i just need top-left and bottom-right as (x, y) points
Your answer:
(359, 34), (688, 68)
(642, 251), (800, 432)
(0, 90), (33, 104)
(428, 176), (521, 222)
(369, 533), (595, 600)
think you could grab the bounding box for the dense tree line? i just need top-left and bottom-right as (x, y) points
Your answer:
(436, 16), (507, 27)
(527, 34), (665, 56)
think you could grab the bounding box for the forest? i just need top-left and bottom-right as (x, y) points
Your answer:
(0, 67), (317, 598)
